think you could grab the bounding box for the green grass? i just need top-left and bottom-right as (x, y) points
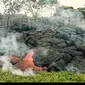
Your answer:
(0, 70), (85, 82)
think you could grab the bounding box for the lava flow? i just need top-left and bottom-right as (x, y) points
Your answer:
(10, 50), (48, 71)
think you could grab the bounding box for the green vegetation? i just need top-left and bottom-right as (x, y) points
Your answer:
(0, 70), (85, 82)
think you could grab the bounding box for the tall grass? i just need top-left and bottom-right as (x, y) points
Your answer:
(0, 70), (85, 82)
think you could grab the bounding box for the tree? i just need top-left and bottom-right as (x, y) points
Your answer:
(22, 0), (58, 28)
(63, 6), (74, 10)
(77, 7), (85, 18)
(1, 0), (23, 30)
(1, 0), (59, 30)
(22, 0), (44, 28)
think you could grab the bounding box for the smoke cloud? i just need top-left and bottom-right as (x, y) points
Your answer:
(0, 28), (35, 76)
(32, 2), (85, 31)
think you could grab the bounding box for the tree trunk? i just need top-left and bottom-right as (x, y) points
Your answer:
(6, 14), (10, 30)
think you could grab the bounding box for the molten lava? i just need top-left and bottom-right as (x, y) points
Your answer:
(10, 50), (48, 71)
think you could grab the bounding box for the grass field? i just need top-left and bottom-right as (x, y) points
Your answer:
(0, 70), (85, 82)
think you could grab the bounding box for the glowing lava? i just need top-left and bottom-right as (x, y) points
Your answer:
(10, 50), (48, 71)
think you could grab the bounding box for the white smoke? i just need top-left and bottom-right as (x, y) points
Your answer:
(31, 1), (85, 31)
(0, 31), (29, 57)
(0, 56), (34, 76)
(0, 28), (35, 76)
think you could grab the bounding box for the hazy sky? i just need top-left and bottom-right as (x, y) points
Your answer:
(58, 0), (85, 8)
(0, 0), (85, 15)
